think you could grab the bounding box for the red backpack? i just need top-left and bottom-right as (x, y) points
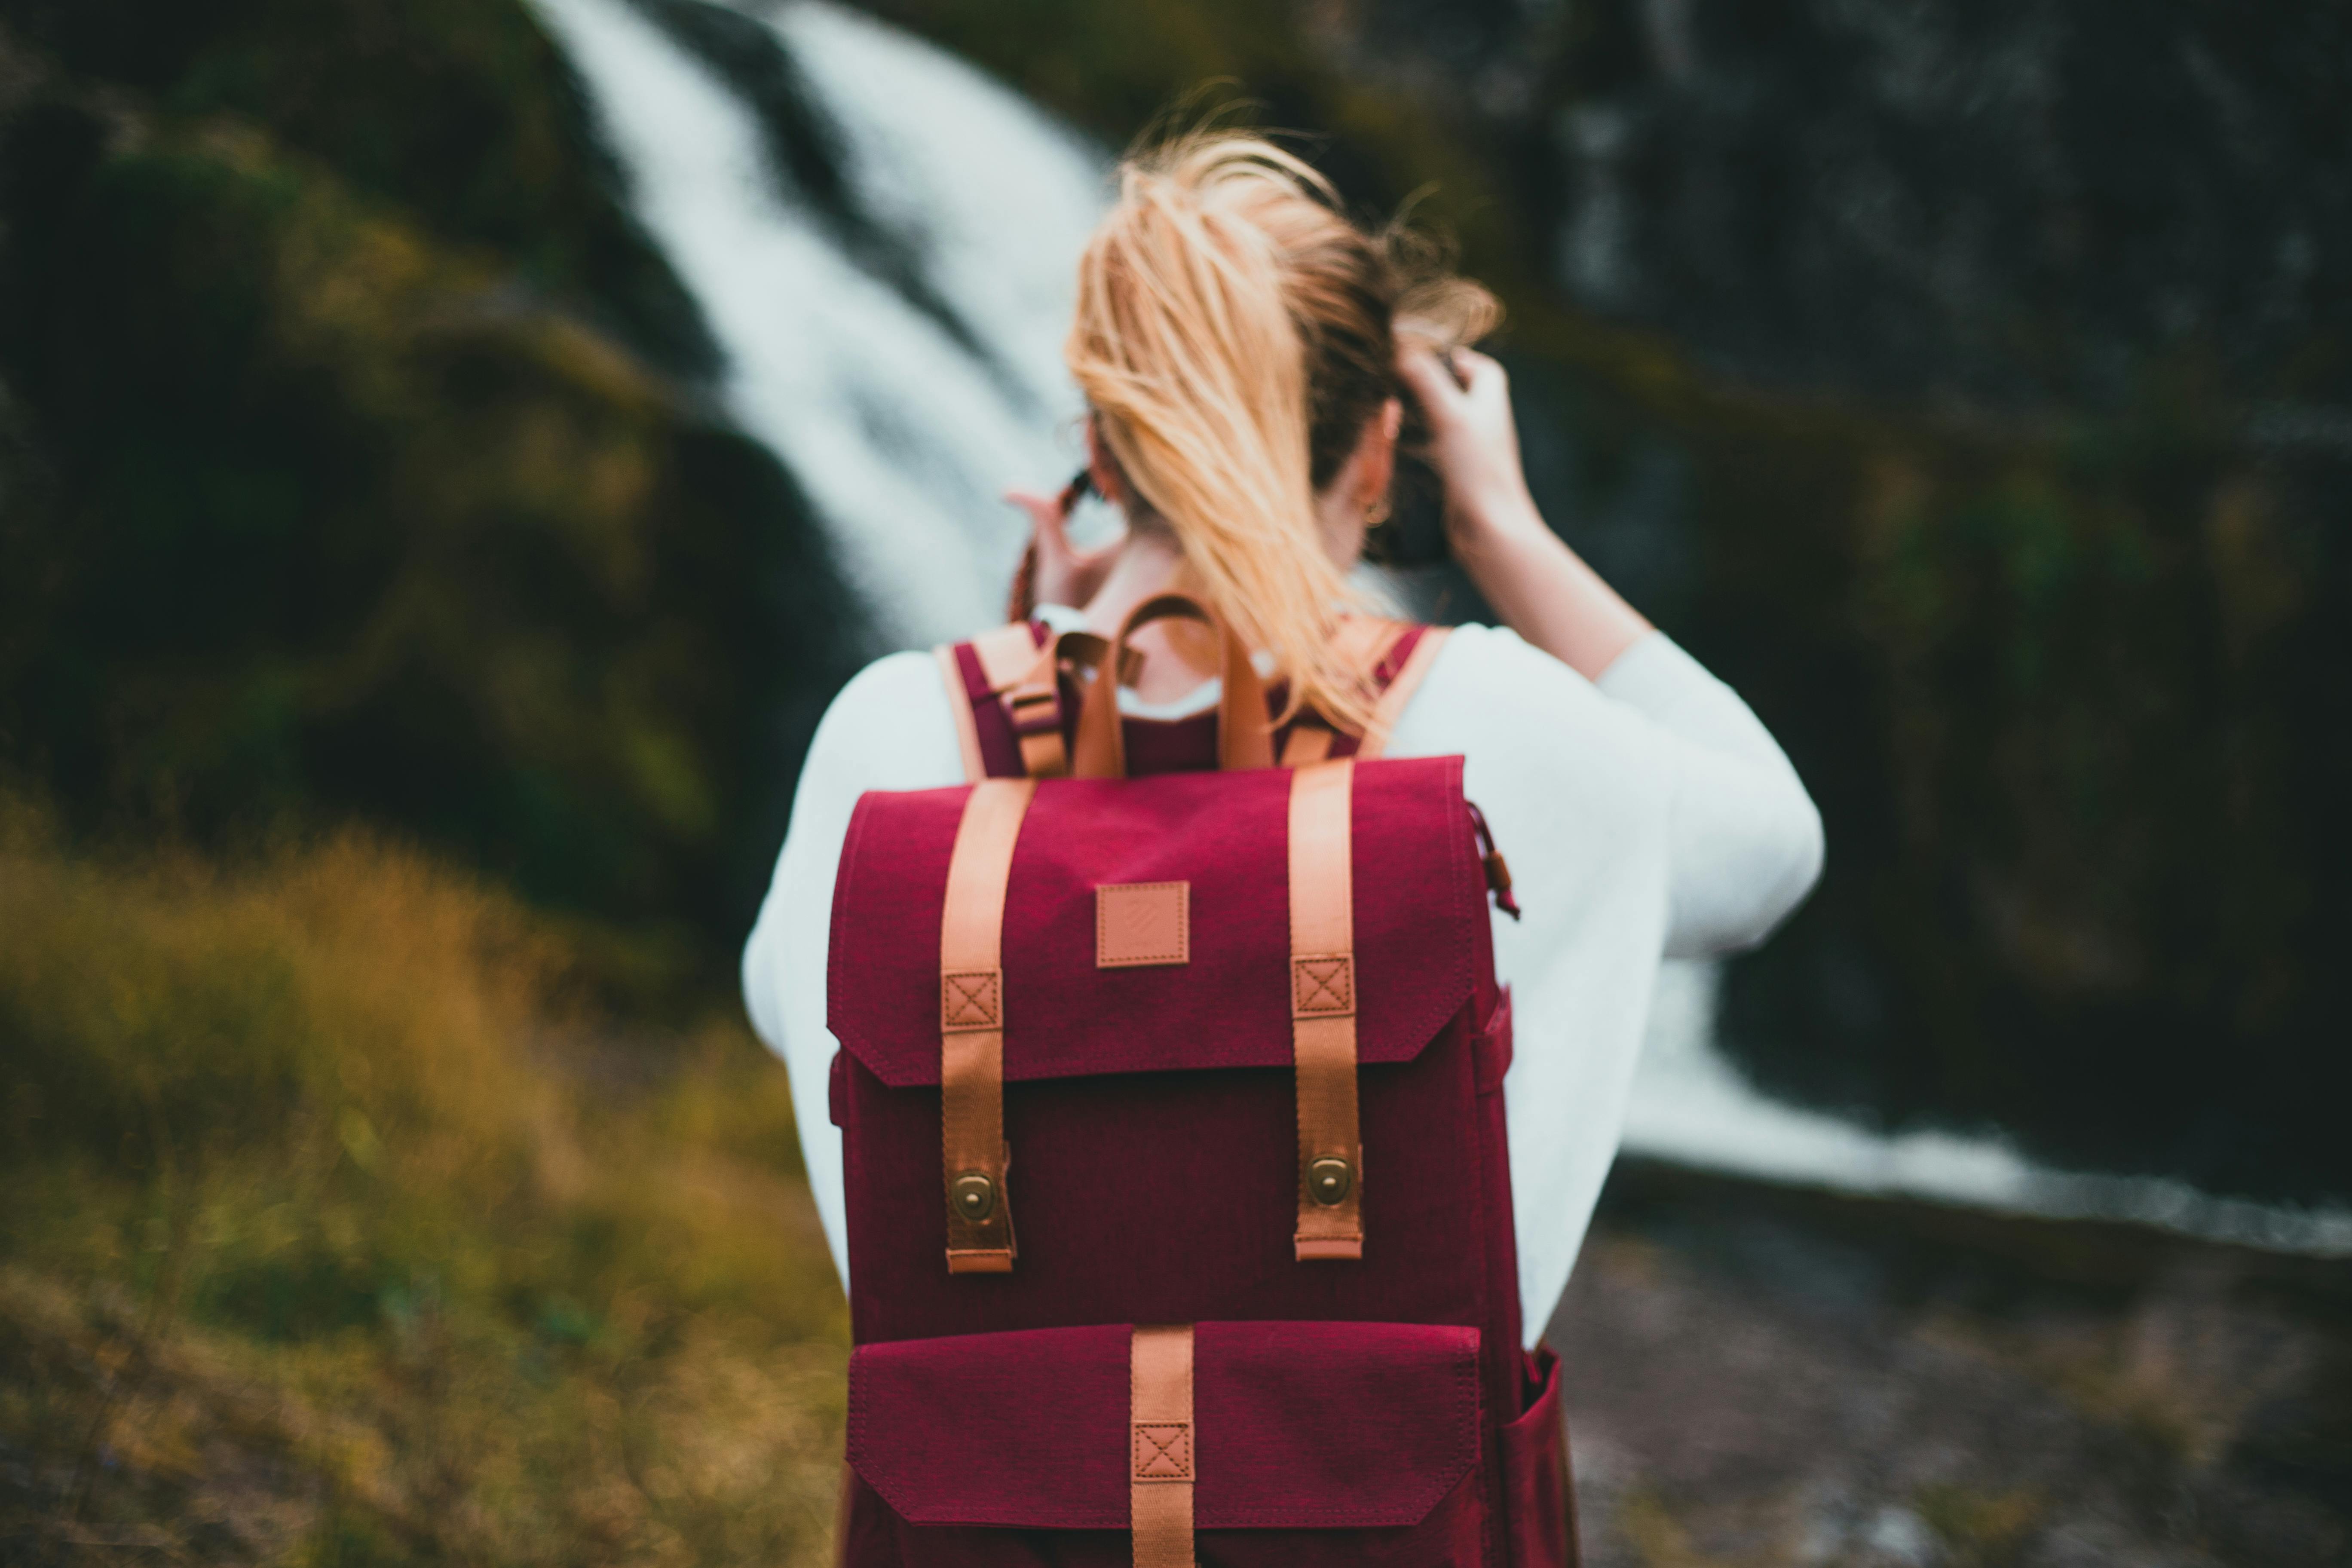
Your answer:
(827, 594), (1577, 1567)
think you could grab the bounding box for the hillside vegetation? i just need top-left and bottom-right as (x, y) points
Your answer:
(0, 1), (861, 960)
(0, 800), (846, 1565)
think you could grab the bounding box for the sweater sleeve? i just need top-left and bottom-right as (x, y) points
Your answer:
(741, 649), (966, 1286)
(1592, 631), (1824, 957)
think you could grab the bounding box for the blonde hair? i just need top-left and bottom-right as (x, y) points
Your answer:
(1067, 130), (1498, 732)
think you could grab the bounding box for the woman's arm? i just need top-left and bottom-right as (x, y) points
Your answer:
(1395, 345), (1651, 681)
(1396, 342), (1822, 955)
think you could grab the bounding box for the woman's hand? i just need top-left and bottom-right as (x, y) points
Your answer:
(1004, 484), (1121, 616)
(1395, 341), (1652, 680)
(1394, 343), (1545, 557)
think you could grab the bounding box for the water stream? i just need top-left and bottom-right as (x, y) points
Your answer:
(531, 0), (1102, 649)
(532, 0), (2352, 1258)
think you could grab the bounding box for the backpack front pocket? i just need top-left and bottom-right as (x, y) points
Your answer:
(845, 1319), (1490, 1567)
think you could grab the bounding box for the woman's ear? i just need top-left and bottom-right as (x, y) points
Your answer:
(1315, 399), (1408, 569)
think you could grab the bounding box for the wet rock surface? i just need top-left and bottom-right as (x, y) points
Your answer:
(1551, 1161), (2352, 1566)
(1326, 0), (2352, 416)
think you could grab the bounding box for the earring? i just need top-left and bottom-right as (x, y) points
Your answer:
(1364, 496), (1393, 528)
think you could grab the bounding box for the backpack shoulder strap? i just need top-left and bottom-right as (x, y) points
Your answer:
(1275, 618), (1452, 766)
(943, 614), (1451, 779)
(936, 621), (1054, 782)
(934, 643), (991, 782)
(938, 621), (1131, 782)
(1354, 621), (1451, 761)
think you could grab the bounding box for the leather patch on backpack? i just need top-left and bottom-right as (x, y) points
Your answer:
(1096, 882), (1189, 968)
(1292, 954), (1355, 1017)
(940, 968), (1002, 1030)
(1131, 1421), (1193, 1481)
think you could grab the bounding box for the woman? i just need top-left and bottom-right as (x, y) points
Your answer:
(743, 132), (1822, 1351)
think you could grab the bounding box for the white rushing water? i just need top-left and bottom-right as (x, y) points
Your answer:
(529, 0), (1103, 649)
(534, 0), (2352, 1257)
(1631, 964), (2352, 1254)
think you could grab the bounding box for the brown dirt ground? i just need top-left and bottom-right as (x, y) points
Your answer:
(1549, 1161), (2352, 1568)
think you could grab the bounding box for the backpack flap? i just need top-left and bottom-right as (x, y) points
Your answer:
(827, 755), (1480, 1088)
(846, 1320), (1482, 1531)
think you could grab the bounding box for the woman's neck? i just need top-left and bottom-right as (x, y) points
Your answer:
(1078, 523), (1214, 704)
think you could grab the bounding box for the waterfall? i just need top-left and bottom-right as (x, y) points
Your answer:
(533, 0), (2352, 1258)
(527, 0), (1105, 649)
(1628, 965), (2352, 1253)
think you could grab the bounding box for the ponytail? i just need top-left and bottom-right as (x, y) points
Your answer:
(1069, 132), (1492, 734)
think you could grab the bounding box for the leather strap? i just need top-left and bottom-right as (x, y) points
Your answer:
(939, 777), (1035, 1271)
(935, 643), (988, 784)
(954, 624), (1139, 781)
(1277, 723), (1335, 766)
(1355, 624), (1451, 761)
(1015, 632), (1133, 777)
(1130, 1325), (1195, 1568)
(1001, 643), (1071, 778)
(975, 622), (1075, 778)
(970, 621), (1047, 691)
(1287, 758), (1363, 1260)
(1073, 594), (1275, 778)
(948, 615), (1422, 782)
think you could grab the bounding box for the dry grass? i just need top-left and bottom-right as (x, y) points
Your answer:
(0, 799), (847, 1565)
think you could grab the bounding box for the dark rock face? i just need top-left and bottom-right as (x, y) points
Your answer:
(1545, 0), (2352, 415)
(1281, 0), (2352, 1205)
(1545, 2), (2352, 1207)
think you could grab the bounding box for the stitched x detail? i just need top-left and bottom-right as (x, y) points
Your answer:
(1292, 955), (1354, 1016)
(1132, 1422), (1192, 1481)
(940, 969), (1001, 1029)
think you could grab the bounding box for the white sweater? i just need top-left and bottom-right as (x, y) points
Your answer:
(742, 622), (1824, 1346)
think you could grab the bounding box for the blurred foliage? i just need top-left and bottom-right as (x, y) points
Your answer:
(0, 794), (846, 1564)
(0, 3), (860, 976)
(2, 0), (715, 371)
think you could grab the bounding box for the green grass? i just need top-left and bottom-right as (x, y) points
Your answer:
(0, 797), (846, 1565)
